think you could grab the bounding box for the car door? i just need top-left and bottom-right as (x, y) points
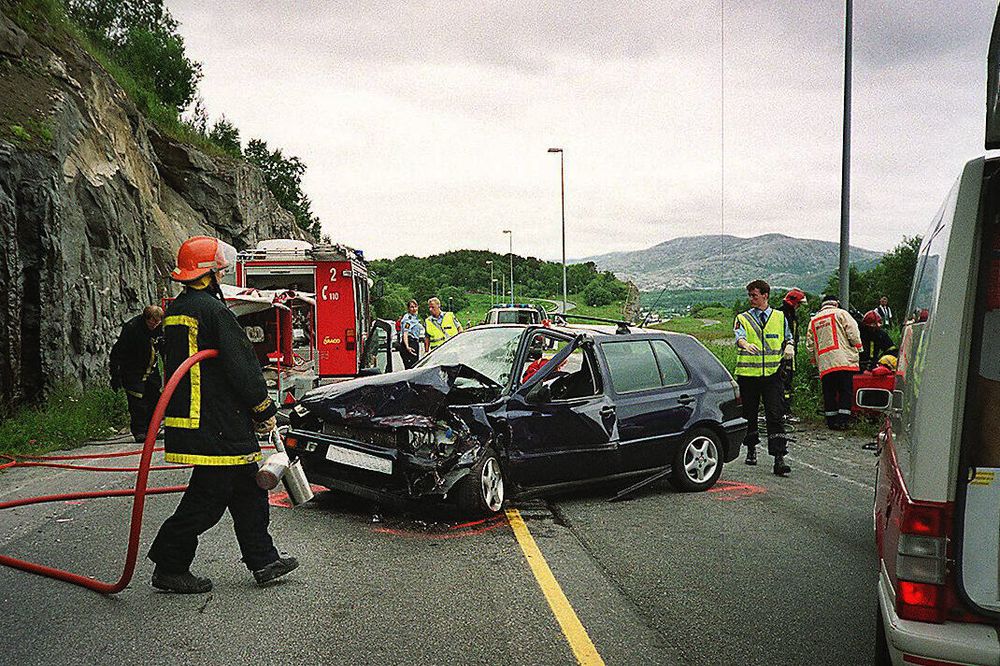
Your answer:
(359, 320), (393, 374)
(598, 337), (697, 473)
(503, 335), (619, 487)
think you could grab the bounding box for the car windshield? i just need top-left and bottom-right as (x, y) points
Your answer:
(416, 327), (524, 386)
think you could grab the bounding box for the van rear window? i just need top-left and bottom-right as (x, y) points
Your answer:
(971, 220), (1000, 467)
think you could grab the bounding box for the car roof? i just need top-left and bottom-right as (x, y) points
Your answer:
(473, 322), (682, 340)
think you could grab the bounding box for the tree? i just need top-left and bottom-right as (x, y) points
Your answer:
(372, 282), (412, 320)
(209, 117), (241, 157)
(67, 0), (201, 111)
(245, 139), (321, 237)
(825, 236), (921, 323)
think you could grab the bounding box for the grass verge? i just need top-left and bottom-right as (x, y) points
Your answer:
(0, 385), (128, 457)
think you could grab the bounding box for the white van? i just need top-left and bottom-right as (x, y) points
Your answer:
(864, 13), (1000, 663)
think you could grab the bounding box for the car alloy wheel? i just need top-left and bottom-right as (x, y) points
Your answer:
(481, 457), (505, 512)
(683, 435), (719, 484)
(671, 427), (723, 492)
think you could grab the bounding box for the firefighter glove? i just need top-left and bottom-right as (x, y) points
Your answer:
(255, 415), (277, 434)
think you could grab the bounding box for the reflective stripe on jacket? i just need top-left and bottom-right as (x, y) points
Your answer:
(425, 312), (459, 349)
(162, 287), (277, 466)
(734, 310), (786, 377)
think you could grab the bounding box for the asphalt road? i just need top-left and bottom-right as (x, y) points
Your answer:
(0, 425), (878, 665)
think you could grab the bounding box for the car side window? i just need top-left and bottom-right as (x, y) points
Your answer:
(602, 340), (661, 393)
(651, 340), (689, 386)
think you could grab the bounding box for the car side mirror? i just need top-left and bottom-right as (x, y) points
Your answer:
(856, 388), (891, 410)
(525, 382), (551, 404)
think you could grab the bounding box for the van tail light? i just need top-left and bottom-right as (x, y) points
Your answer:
(346, 328), (356, 351)
(895, 502), (951, 623)
(731, 380), (742, 406)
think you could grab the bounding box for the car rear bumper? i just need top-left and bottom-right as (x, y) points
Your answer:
(721, 417), (748, 462)
(878, 566), (1000, 665)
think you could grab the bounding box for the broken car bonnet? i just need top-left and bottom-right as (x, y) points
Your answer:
(298, 364), (499, 422)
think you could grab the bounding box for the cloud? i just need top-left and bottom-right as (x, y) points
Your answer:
(166, 0), (999, 259)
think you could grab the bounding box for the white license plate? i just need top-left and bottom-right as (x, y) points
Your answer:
(324, 444), (392, 475)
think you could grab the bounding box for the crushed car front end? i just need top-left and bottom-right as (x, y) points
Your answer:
(286, 364), (500, 505)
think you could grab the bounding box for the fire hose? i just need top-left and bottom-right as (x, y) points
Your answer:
(0, 349), (219, 594)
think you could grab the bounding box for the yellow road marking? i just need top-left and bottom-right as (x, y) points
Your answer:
(506, 508), (606, 666)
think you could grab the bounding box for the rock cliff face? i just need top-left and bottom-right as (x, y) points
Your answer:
(0, 11), (305, 409)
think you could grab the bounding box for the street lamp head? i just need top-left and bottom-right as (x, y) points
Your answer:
(503, 229), (511, 234)
(547, 147), (562, 153)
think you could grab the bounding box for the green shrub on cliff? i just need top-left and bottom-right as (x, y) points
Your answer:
(0, 384), (128, 456)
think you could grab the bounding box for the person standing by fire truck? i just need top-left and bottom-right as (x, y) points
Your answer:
(777, 288), (808, 421)
(424, 296), (463, 352)
(399, 299), (424, 369)
(110, 305), (164, 442)
(148, 236), (298, 594)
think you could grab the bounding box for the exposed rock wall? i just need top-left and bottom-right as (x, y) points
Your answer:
(0, 11), (306, 409)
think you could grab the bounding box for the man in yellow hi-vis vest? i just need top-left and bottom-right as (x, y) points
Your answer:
(733, 279), (794, 476)
(424, 296), (463, 352)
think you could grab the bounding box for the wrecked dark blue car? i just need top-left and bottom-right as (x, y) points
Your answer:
(287, 324), (747, 517)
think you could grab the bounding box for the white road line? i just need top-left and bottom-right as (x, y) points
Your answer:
(786, 455), (875, 492)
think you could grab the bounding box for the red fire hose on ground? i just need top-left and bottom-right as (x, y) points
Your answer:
(0, 349), (218, 594)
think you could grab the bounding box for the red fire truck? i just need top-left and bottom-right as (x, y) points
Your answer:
(235, 239), (374, 378)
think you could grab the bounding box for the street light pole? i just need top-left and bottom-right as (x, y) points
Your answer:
(548, 147), (567, 313)
(503, 229), (513, 304)
(838, 0), (852, 309)
(486, 260), (494, 305)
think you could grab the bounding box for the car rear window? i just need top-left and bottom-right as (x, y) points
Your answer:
(601, 340), (664, 393)
(651, 340), (689, 386)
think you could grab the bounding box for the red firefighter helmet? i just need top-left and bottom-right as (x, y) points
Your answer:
(862, 310), (882, 327)
(783, 288), (807, 308)
(171, 236), (237, 283)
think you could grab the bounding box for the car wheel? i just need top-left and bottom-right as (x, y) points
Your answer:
(455, 448), (505, 517)
(671, 428), (723, 492)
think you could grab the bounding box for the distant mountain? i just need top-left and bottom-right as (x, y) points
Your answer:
(581, 234), (882, 293)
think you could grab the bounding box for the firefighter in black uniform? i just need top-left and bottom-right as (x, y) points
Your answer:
(778, 288), (808, 421)
(148, 236), (298, 593)
(110, 305), (164, 442)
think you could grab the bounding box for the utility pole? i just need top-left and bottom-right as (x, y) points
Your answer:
(839, 0), (853, 309)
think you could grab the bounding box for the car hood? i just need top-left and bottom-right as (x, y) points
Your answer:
(298, 364), (498, 422)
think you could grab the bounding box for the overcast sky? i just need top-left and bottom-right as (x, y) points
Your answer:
(166, 1), (998, 260)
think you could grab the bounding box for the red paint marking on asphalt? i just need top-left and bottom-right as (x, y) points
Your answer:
(373, 514), (508, 540)
(706, 480), (767, 501)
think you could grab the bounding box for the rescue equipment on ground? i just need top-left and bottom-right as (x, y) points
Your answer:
(256, 429), (314, 506)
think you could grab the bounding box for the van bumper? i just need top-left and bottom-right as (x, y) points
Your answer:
(878, 567), (1000, 665)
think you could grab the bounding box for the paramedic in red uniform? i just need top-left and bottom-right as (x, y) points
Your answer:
(806, 294), (863, 430)
(148, 236), (298, 594)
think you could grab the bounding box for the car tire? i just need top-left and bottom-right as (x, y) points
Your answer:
(671, 427), (723, 492)
(455, 448), (505, 518)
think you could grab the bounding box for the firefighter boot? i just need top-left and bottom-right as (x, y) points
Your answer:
(773, 456), (791, 477)
(152, 566), (213, 594)
(253, 556), (299, 585)
(744, 446), (757, 466)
